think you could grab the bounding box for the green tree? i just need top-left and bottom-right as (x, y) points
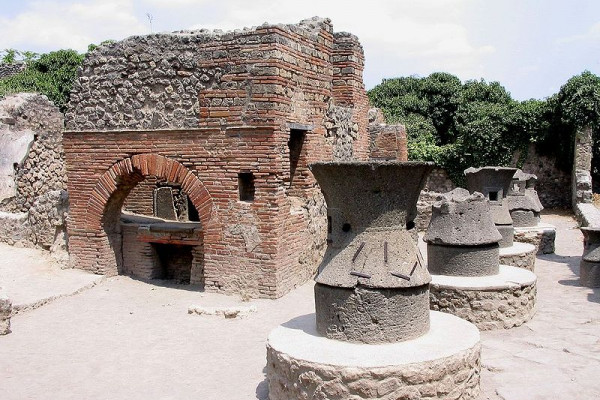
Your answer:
(369, 73), (530, 185)
(0, 49), (84, 111)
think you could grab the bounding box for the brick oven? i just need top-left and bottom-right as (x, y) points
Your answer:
(62, 17), (404, 298)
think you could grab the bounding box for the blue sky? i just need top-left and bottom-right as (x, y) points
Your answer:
(0, 0), (598, 101)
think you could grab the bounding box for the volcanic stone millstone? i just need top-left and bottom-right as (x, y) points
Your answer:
(465, 167), (517, 248)
(427, 244), (500, 276)
(314, 283), (430, 343)
(310, 161), (434, 343)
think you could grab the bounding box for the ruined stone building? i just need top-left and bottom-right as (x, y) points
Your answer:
(0, 93), (68, 259)
(63, 17), (406, 298)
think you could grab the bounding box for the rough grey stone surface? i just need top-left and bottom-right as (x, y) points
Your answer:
(430, 280), (536, 330)
(0, 291), (11, 335)
(580, 227), (600, 262)
(574, 202), (600, 227)
(580, 261), (600, 288)
(0, 62), (25, 79)
(514, 227), (556, 254)
(510, 210), (539, 227)
(266, 339), (481, 400)
(427, 244), (500, 277)
(153, 187), (177, 220)
(310, 162), (433, 289)
(0, 94), (67, 257)
(579, 227), (600, 287)
(499, 246), (536, 271)
(464, 166), (516, 225)
(416, 168), (456, 231)
(325, 103), (359, 161)
(424, 188), (501, 246)
(496, 224), (514, 248)
(65, 17), (333, 131)
(314, 283), (430, 344)
(508, 169), (543, 228)
(572, 126), (593, 207)
(0, 128), (34, 202)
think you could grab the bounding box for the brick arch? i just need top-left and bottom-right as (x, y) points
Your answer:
(86, 153), (213, 230)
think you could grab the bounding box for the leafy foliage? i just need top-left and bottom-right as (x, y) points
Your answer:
(368, 71), (600, 185)
(539, 71), (600, 175)
(0, 48), (85, 111)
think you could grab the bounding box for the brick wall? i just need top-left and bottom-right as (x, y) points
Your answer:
(64, 17), (371, 299)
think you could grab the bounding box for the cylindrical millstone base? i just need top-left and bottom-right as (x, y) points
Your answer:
(514, 223), (556, 254)
(427, 243), (499, 276)
(266, 311), (481, 400)
(580, 260), (600, 288)
(497, 224), (514, 248)
(499, 242), (536, 271)
(429, 265), (537, 330)
(314, 283), (430, 344)
(510, 210), (539, 227)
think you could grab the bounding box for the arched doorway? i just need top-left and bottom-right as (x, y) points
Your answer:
(83, 154), (214, 285)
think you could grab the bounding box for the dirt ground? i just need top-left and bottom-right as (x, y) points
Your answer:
(0, 212), (599, 400)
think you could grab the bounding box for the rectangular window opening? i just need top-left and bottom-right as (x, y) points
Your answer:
(289, 129), (306, 188)
(238, 172), (255, 202)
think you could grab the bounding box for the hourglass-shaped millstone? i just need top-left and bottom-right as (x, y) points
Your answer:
(464, 166), (518, 247)
(580, 227), (600, 288)
(309, 161), (434, 344)
(507, 170), (543, 227)
(424, 188), (502, 276)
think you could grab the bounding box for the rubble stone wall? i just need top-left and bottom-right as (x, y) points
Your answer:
(519, 144), (571, 208)
(0, 62), (25, 79)
(0, 93), (67, 257)
(572, 126), (594, 211)
(430, 282), (537, 330)
(267, 342), (481, 400)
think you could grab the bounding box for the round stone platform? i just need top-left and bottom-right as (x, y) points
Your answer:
(266, 311), (481, 400)
(430, 265), (537, 330)
(499, 242), (537, 271)
(514, 223), (556, 254)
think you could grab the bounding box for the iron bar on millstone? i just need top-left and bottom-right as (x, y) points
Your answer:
(384, 241), (388, 263)
(391, 272), (411, 281)
(352, 242), (366, 262)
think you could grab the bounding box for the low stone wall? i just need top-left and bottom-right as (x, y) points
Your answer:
(0, 291), (12, 335)
(514, 226), (556, 254)
(499, 243), (537, 271)
(266, 312), (481, 400)
(267, 343), (480, 400)
(574, 203), (600, 227)
(0, 62), (25, 79)
(430, 281), (536, 331)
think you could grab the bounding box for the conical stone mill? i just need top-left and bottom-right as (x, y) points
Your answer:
(266, 161), (481, 400)
(465, 166), (537, 272)
(508, 169), (556, 255)
(425, 188), (538, 330)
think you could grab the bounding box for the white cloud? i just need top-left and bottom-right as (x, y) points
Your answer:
(0, 0), (147, 52)
(556, 20), (600, 44)
(0, 0), (496, 89)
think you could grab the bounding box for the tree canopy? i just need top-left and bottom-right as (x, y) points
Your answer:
(368, 71), (600, 185)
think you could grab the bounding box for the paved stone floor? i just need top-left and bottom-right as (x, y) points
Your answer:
(0, 211), (598, 399)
